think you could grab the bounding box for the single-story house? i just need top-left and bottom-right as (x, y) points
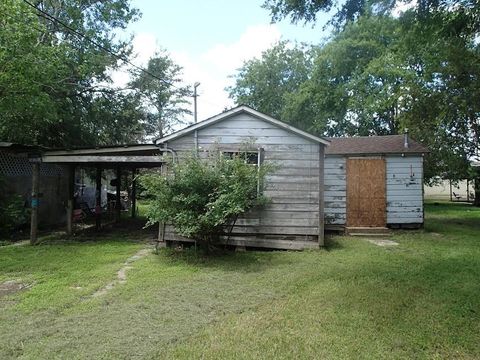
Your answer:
(156, 105), (329, 250)
(155, 105), (428, 249)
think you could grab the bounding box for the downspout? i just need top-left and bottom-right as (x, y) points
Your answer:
(194, 130), (199, 156)
(155, 141), (177, 164)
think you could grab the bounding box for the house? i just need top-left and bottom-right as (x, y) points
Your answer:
(156, 105), (330, 250)
(157, 106), (429, 249)
(324, 135), (428, 231)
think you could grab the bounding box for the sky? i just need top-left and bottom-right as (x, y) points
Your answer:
(113, 0), (331, 123)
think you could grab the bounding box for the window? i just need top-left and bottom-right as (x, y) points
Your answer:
(222, 148), (265, 195)
(222, 151), (260, 166)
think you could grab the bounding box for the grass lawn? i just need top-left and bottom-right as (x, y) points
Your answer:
(1, 202), (479, 359)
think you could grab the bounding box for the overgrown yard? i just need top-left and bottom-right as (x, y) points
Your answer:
(1, 202), (479, 359)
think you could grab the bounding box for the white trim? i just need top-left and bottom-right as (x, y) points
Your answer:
(156, 106), (330, 146)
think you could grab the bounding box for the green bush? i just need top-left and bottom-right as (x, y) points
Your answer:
(0, 193), (29, 237)
(140, 151), (272, 249)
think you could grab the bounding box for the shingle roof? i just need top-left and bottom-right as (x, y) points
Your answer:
(325, 135), (428, 155)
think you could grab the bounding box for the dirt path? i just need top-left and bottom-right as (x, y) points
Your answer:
(92, 247), (153, 297)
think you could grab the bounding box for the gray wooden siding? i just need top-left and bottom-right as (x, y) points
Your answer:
(386, 156), (424, 224)
(324, 156), (347, 225)
(165, 113), (323, 245)
(323, 154), (424, 227)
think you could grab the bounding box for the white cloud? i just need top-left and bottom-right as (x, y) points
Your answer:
(202, 24), (282, 73)
(111, 24), (281, 126)
(182, 24), (282, 121)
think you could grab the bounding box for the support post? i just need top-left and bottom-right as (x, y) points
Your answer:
(95, 166), (102, 230)
(66, 165), (75, 235)
(131, 168), (137, 218)
(449, 179), (453, 202)
(115, 166), (121, 222)
(467, 180), (470, 202)
(30, 161), (40, 245)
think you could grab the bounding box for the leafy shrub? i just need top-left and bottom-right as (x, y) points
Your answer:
(140, 151), (272, 249)
(0, 179), (29, 237)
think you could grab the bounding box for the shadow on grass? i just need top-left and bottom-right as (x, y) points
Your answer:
(153, 245), (301, 274)
(324, 235), (346, 251)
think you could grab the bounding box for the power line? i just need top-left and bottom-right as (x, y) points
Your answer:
(21, 0), (179, 89)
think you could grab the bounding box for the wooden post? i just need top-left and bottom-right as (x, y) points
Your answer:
(95, 166), (102, 230)
(318, 145), (325, 247)
(449, 179), (452, 202)
(131, 168), (137, 218)
(30, 161), (40, 245)
(467, 180), (470, 202)
(115, 166), (121, 222)
(66, 165), (75, 235)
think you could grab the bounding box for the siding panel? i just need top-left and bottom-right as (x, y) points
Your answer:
(386, 156), (424, 224)
(324, 156), (347, 225)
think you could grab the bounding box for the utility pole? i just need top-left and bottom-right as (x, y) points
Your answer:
(193, 82), (200, 123)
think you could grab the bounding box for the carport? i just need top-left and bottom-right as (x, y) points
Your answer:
(29, 144), (173, 243)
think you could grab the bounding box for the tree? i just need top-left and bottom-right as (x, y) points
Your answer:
(284, 16), (408, 137)
(129, 52), (192, 139)
(228, 41), (314, 123)
(0, 0), (143, 147)
(140, 152), (272, 251)
(263, 0), (479, 30)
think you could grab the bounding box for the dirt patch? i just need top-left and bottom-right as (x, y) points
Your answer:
(92, 247), (152, 298)
(0, 280), (31, 298)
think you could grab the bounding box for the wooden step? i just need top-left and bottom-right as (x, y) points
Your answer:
(345, 227), (391, 236)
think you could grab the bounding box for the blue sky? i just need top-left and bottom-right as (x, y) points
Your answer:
(114, 0), (331, 121)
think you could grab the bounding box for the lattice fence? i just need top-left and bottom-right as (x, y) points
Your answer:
(0, 151), (65, 177)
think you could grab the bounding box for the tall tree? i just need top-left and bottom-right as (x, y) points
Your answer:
(0, 0), (142, 147)
(129, 52), (192, 139)
(228, 41), (314, 123)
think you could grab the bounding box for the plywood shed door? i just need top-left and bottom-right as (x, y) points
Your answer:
(346, 158), (386, 227)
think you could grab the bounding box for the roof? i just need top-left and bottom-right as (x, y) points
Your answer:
(156, 105), (330, 146)
(44, 143), (158, 156)
(325, 135), (428, 155)
(0, 142), (47, 152)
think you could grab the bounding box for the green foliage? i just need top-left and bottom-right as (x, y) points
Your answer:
(140, 152), (272, 248)
(0, 177), (29, 236)
(228, 41), (314, 123)
(0, 0), (152, 147)
(129, 51), (192, 139)
(263, 0), (479, 30)
(229, 9), (480, 186)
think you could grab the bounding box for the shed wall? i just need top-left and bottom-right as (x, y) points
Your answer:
(324, 156), (347, 226)
(324, 154), (424, 227)
(165, 113), (323, 248)
(386, 156), (424, 224)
